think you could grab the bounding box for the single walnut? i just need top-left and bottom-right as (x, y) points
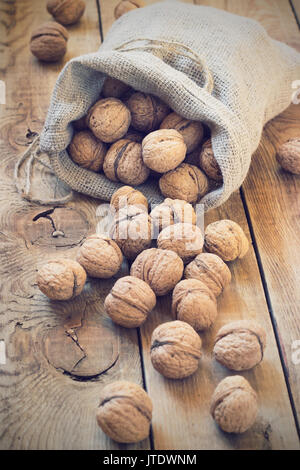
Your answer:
(125, 92), (170, 133)
(142, 129), (186, 173)
(30, 22), (68, 62)
(157, 223), (203, 263)
(123, 129), (145, 143)
(160, 112), (204, 153)
(110, 206), (152, 260)
(213, 320), (267, 371)
(47, 0), (85, 25)
(76, 234), (123, 278)
(172, 279), (217, 331)
(68, 130), (106, 172)
(102, 77), (131, 99)
(73, 115), (88, 131)
(130, 248), (184, 296)
(103, 139), (149, 185)
(105, 276), (156, 328)
(184, 253), (231, 297)
(159, 163), (209, 203)
(199, 139), (222, 182)
(87, 98), (131, 143)
(150, 198), (196, 233)
(110, 186), (148, 213)
(96, 381), (152, 443)
(276, 138), (300, 174)
(150, 320), (202, 379)
(210, 376), (258, 434)
(204, 220), (249, 261)
(37, 259), (86, 300)
(114, 0), (145, 19)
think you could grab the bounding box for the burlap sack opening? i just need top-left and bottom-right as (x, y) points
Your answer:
(40, 0), (300, 210)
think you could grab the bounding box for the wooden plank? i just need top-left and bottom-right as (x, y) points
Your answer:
(291, 0), (300, 24)
(0, 0), (148, 450)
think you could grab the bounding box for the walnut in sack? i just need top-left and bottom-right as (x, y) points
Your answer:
(47, 0), (85, 25)
(160, 112), (204, 153)
(142, 129), (186, 173)
(150, 198), (196, 233)
(159, 163), (209, 203)
(157, 223), (203, 263)
(276, 138), (300, 174)
(30, 22), (68, 62)
(88, 98), (131, 143)
(68, 130), (106, 171)
(102, 77), (131, 99)
(110, 186), (148, 213)
(204, 220), (249, 261)
(199, 139), (222, 182)
(114, 0), (145, 19)
(37, 259), (86, 300)
(126, 92), (170, 133)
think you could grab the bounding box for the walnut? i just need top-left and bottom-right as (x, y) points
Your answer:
(87, 98), (131, 143)
(150, 320), (202, 379)
(159, 163), (209, 203)
(30, 22), (68, 63)
(199, 139), (222, 182)
(210, 376), (258, 433)
(37, 259), (86, 300)
(184, 253), (231, 297)
(110, 186), (148, 213)
(104, 276), (156, 328)
(96, 380), (152, 443)
(150, 198), (196, 233)
(276, 138), (300, 174)
(110, 206), (152, 260)
(125, 92), (170, 133)
(102, 77), (131, 99)
(73, 115), (88, 131)
(160, 112), (204, 153)
(142, 129), (186, 173)
(103, 139), (149, 185)
(213, 320), (267, 371)
(123, 129), (145, 143)
(172, 279), (217, 331)
(47, 0), (85, 25)
(204, 220), (249, 261)
(157, 223), (204, 263)
(114, 0), (145, 19)
(76, 234), (123, 278)
(130, 248), (184, 296)
(68, 130), (106, 172)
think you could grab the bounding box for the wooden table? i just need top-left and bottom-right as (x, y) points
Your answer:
(0, 0), (299, 450)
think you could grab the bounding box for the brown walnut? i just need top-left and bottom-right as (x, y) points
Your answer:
(150, 320), (202, 379)
(210, 376), (258, 434)
(142, 129), (186, 173)
(276, 138), (300, 175)
(68, 130), (106, 172)
(102, 77), (131, 99)
(150, 198), (196, 233)
(123, 129), (145, 143)
(114, 0), (145, 19)
(160, 112), (204, 153)
(204, 219), (249, 261)
(30, 22), (68, 63)
(47, 0), (85, 25)
(125, 92), (170, 133)
(159, 163), (209, 203)
(96, 380), (152, 443)
(213, 319), (267, 371)
(199, 139), (222, 182)
(157, 222), (204, 263)
(110, 186), (148, 213)
(37, 259), (86, 300)
(87, 98), (131, 143)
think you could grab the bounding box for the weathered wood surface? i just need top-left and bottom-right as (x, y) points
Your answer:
(292, 0), (300, 23)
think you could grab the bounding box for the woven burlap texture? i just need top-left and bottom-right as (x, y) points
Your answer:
(40, 0), (300, 210)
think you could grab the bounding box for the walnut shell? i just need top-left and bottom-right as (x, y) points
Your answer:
(172, 279), (217, 331)
(68, 130), (106, 172)
(130, 248), (184, 296)
(213, 320), (267, 371)
(102, 77), (131, 99)
(123, 129), (145, 143)
(105, 276), (156, 328)
(157, 223), (204, 263)
(96, 380), (152, 443)
(103, 139), (150, 185)
(210, 376), (258, 433)
(76, 234), (123, 278)
(150, 320), (202, 379)
(150, 198), (196, 233)
(276, 138), (300, 174)
(159, 163), (209, 203)
(184, 253), (231, 297)
(204, 220), (249, 261)
(160, 112), (204, 153)
(47, 0), (85, 25)
(199, 139), (222, 182)
(114, 0), (145, 19)
(30, 22), (68, 62)
(37, 259), (86, 300)
(110, 206), (152, 260)
(87, 98), (131, 143)
(142, 129), (186, 173)
(110, 186), (148, 213)
(125, 92), (170, 133)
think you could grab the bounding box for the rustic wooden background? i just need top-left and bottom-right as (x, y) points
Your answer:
(0, 0), (299, 450)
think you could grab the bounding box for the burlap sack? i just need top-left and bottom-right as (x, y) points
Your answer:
(40, 0), (300, 210)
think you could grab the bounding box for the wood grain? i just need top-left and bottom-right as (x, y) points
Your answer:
(292, 0), (300, 24)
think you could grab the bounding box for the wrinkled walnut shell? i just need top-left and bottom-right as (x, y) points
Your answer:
(210, 376), (258, 434)
(126, 92), (170, 133)
(102, 77), (131, 99)
(114, 0), (145, 19)
(160, 112), (204, 153)
(213, 320), (267, 371)
(76, 234), (123, 278)
(96, 380), (152, 443)
(159, 163), (209, 203)
(37, 259), (86, 300)
(68, 130), (106, 172)
(276, 138), (300, 175)
(142, 129), (186, 173)
(157, 223), (204, 263)
(204, 220), (249, 261)
(88, 98), (131, 143)
(150, 198), (196, 233)
(199, 139), (222, 182)
(150, 320), (202, 379)
(47, 0), (85, 25)
(110, 186), (148, 213)
(30, 22), (68, 62)
(172, 279), (217, 331)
